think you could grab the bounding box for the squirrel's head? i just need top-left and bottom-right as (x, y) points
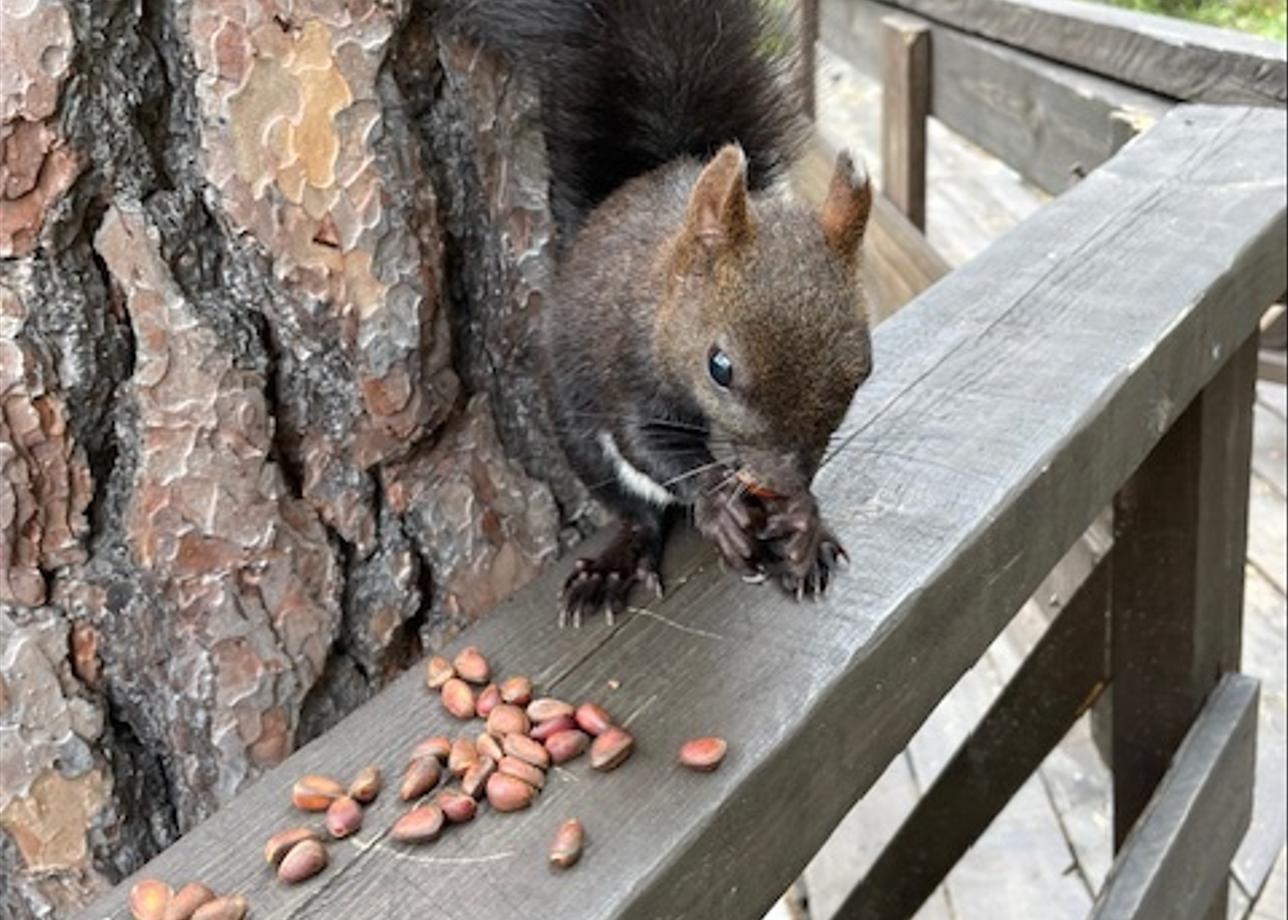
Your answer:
(657, 144), (873, 498)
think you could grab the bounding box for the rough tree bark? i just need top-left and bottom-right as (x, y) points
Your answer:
(0, 2), (592, 915)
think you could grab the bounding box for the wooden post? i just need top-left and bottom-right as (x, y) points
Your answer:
(1092, 676), (1259, 920)
(880, 14), (930, 231)
(799, 0), (820, 120)
(835, 559), (1111, 919)
(1111, 331), (1259, 915)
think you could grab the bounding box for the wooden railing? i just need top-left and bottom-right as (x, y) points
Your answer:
(822, 0), (1285, 199)
(78, 103), (1286, 920)
(823, 0), (1287, 388)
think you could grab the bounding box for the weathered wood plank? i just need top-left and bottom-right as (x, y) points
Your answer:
(1252, 402), (1287, 498)
(1064, 566), (1286, 901)
(1247, 475), (1287, 596)
(801, 521), (1108, 915)
(813, 44), (1049, 266)
(820, 0), (1169, 195)
(1258, 381), (1287, 423)
(1251, 849), (1287, 920)
(79, 104), (1287, 920)
(939, 776), (1093, 917)
(1112, 333), (1259, 851)
(927, 22), (1163, 194)
(901, 613), (1095, 918)
(881, 14), (931, 228)
(835, 560), (1109, 918)
(820, 0), (884, 81)
(1230, 881), (1255, 920)
(801, 755), (954, 920)
(1234, 569), (1288, 901)
(1042, 714), (1115, 891)
(881, 0), (1287, 106)
(1091, 675), (1260, 920)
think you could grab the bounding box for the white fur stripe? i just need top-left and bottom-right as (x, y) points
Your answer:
(598, 431), (677, 507)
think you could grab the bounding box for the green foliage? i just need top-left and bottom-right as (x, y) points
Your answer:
(1099, 0), (1287, 40)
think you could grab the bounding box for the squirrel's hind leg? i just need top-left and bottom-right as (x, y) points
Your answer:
(561, 514), (669, 627)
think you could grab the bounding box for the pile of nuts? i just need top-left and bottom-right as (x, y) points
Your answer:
(128, 880), (247, 920)
(391, 646), (639, 856)
(266, 762), (386, 884)
(129, 644), (727, 918)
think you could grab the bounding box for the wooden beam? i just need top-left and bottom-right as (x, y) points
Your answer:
(881, 0), (1287, 106)
(834, 557), (1111, 919)
(821, 0), (1168, 194)
(881, 14), (931, 228)
(1091, 675), (1259, 920)
(1111, 331), (1260, 918)
(1111, 332), (1259, 845)
(77, 105), (1286, 920)
(929, 23), (1162, 192)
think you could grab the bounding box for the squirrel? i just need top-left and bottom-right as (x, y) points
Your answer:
(438, 0), (874, 623)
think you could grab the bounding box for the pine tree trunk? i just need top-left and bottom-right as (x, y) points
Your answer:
(0, 2), (588, 914)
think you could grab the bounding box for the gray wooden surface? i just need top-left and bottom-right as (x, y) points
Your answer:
(79, 103), (1286, 920)
(876, 0), (1287, 105)
(800, 54), (1288, 920)
(821, 0), (1169, 195)
(881, 14), (931, 228)
(814, 44), (1050, 267)
(1091, 675), (1259, 920)
(835, 560), (1109, 917)
(1111, 332), (1257, 860)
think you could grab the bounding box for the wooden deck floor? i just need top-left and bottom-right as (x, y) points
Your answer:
(767, 50), (1287, 920)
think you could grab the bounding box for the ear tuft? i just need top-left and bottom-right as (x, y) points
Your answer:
(819, 151), (872, 266)
(684, 144), (754, 249)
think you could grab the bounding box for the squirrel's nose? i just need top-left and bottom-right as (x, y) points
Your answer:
(738, 448), (811, 498)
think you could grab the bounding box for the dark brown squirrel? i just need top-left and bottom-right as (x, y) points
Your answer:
(439, 0), (874, 623)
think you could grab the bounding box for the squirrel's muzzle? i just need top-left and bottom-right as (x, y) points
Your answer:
(734, 447), (816, 501)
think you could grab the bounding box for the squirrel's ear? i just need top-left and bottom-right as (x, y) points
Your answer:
(819, 151), (872, 266)
(684, 144), (754, 250)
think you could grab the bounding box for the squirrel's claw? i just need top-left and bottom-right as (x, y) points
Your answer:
(760, 494), (847, 601)
(558, 522), (665, 626)
(695, 489), (763, 577)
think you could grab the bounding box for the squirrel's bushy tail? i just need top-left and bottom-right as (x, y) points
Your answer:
(436, 0), (805, 236)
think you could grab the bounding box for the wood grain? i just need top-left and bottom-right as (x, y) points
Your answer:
(1252, 850), (1287, 920)
(1234, 569), (1288, 902)
(1091, 675), (1260, 919)
(1112, 334), (1259, 849)
(821, 0), (1169, 194)
(801, 756), (954, 920)
(78, 104), (1286, 920)
(881, 14), (931, 228)
(1252, 402), (1287, 498)
(835, 559), (1109, 918)
(882, 0), (1287, 105)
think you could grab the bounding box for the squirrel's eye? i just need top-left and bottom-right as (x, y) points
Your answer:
(707, 348), (734, 389)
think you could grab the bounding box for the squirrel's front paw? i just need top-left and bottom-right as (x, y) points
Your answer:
(561, 523), (663, 627)
(760, 494), (848, 599)
(694, 486), (766, 578)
